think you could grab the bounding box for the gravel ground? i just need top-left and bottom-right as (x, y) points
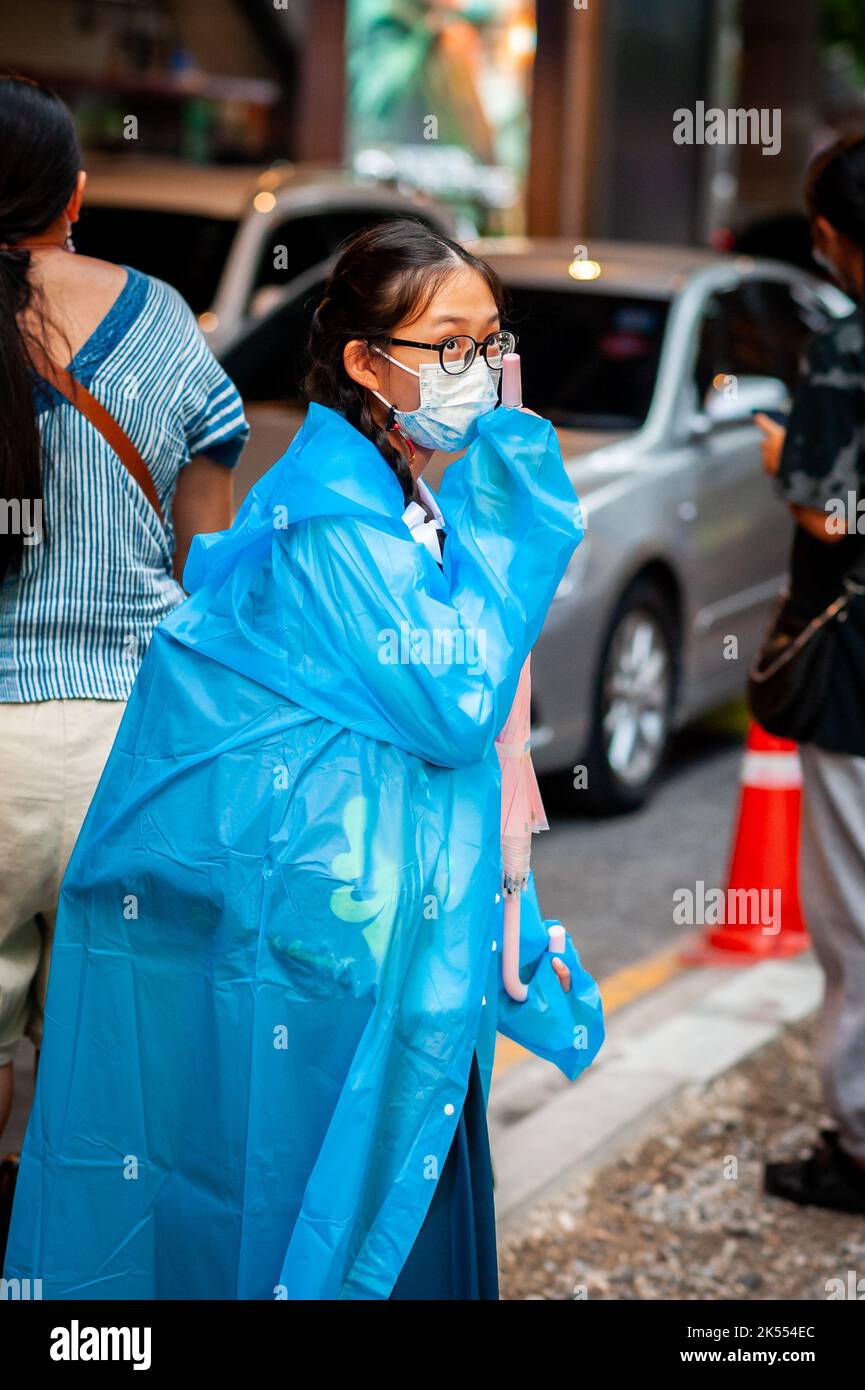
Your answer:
(499, 1015), (865, 1301)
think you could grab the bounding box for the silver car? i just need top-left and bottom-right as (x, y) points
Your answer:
(220, 237), (852, 812)
(478, 239), (852, 810)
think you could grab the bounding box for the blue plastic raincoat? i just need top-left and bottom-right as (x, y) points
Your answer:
(5, 403), (604, 1299)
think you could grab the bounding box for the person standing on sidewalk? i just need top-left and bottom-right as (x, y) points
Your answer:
(757, 136), (865, 1214)
(0, 75), (248, 1172)
(3, 220), (602, 1301)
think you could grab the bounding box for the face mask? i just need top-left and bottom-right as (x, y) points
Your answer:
(371, 350), (500, 452)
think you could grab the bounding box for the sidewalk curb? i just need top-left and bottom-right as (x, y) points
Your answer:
(489, 950), (822, 1232)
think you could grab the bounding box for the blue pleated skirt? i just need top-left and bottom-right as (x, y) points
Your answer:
(389, 1051), (498, 1300)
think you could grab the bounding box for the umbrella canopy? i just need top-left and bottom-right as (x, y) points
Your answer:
(497, 655), (547, 892)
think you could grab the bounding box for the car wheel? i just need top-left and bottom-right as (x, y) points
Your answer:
(581, 577), (678, 814)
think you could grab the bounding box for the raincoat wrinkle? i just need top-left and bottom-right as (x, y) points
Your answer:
(5, 403), (604, 1300)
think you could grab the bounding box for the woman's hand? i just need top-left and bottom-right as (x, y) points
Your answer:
(790, 502), (847, 544)
(754, 414), (786, 478)
(551, 956), (571, 992)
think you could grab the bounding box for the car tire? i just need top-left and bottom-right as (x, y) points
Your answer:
(579, 576), (679, 815)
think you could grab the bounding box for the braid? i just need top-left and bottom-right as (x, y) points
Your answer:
(356, 393), (414, 505)
(305, 308), (413, 506)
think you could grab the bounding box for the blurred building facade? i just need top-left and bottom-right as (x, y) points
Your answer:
(0, 0), (857, 245)
(528, 0), (824, 248)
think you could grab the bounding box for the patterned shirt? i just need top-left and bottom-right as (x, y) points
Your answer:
(777, 307), (865, 513)
(0, 267), (248, 702)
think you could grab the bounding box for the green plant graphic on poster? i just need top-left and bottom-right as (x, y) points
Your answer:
(330, 795), (401, 968)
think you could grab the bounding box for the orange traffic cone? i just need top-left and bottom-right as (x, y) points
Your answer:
(687, 722), (810, 962)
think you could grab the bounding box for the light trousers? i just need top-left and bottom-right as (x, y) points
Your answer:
(799, 742), (865, 1161)
(0, 699), (124, 1066)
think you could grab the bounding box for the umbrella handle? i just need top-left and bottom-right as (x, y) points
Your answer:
(502, 890), (528, 1002)
(501, 353), (522, 409)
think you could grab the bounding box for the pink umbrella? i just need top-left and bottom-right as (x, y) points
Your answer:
(496, 656), (549, 1002)
(495, 355), (559, 1001)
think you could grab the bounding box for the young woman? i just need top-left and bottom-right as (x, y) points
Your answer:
(0, 76), (248, 1156)
(757, 137), (865, 1213)
(4, 220), (603, 1300)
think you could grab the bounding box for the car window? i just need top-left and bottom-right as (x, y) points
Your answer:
(221, 272), (327, 405)
(250, 208), (441, 312)
(327, 208), (433, 252)
(751, 280), (833, 382)
(250, 213), (335, 308)
(75, 206), (238, 314)
(694, 280), (831, 398)
(505, 286), (669, 429)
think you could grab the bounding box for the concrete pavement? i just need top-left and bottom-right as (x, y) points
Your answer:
(490, 946), (823, 1230)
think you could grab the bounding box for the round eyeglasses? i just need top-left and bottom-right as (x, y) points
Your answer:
(384, 329), (518, 375)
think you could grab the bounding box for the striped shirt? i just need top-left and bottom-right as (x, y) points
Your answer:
(0, 267), (248, 702)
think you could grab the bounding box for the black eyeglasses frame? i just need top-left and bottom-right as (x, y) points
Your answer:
(382, 330), (518, 375)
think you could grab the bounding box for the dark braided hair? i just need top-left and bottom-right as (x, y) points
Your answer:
(0, 74), (80, 581)
(304, 218), (505, 505)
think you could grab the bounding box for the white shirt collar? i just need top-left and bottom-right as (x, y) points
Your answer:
(402, 477), (446, 563)
(415, 477), (445, 527)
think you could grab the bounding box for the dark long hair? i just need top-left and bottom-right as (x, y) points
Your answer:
(806, 135), (865, 247)
(0, 75), (80, 582)
(304, 218), (505, 505)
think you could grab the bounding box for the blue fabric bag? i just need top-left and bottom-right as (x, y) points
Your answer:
(5, 403), (604, 1299)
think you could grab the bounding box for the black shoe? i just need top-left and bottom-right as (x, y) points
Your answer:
(0, 1153), (20, 1268)
(765, 1133), (865, 1215)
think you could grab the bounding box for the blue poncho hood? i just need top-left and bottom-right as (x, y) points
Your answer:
(5, 403), (604, 1299)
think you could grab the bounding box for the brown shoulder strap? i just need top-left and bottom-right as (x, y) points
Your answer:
(32, 347), (164, 527)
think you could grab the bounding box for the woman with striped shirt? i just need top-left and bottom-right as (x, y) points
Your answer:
(0, 77), (248, 1146)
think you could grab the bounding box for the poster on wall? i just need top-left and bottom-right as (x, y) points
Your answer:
(347, 0), (536, 234)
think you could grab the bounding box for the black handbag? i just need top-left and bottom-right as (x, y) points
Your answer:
(748, 557), (865, 742)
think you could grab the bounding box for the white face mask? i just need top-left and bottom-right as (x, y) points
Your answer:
(371, 349), (500, 452)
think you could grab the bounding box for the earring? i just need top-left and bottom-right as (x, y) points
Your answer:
(65, 227), (76, 253)
(387, 416), (415, 464)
